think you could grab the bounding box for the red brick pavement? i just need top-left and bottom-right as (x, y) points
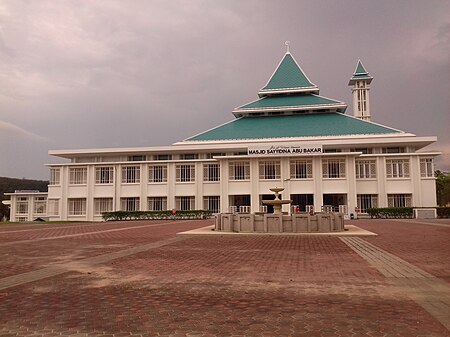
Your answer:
(0, 220), (209, 278)
(355, 219), (450, 282)
(0, 219), (448, 337)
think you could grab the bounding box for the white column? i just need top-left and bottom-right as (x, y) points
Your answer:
(313, 156), (323, 212)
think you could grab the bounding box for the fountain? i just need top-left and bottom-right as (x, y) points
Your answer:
(262, 187), (292, 214)
(214, 187), (344, 234)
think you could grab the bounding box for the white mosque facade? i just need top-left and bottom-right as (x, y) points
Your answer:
(7, 50), (439, 222)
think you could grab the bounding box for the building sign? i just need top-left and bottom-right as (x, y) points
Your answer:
(247, 144), (322, 156)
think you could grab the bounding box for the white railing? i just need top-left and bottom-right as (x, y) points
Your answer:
(229, 206), (237, 214)
(321, 205), (333, 213)
(338, 204), (348, 214)
(259, 205), (268, 213)
(239, 205), (251, 213)
(306, 205), (315, 213)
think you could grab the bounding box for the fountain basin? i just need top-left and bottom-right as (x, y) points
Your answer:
(215, 212), (344, 233)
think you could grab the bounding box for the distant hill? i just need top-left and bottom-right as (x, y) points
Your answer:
(0, 177), (48, 220)
(0, 176), (48, 198)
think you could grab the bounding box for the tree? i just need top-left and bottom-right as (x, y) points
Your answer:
(435, 170), (450, 206)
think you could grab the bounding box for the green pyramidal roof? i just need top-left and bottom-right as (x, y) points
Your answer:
(349, 59), (373, 84)
(259, 53), (318, 95)
(186, 113), (401, 142)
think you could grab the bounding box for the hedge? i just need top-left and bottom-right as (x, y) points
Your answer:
(437, 207), (450, 218)
(366, 207), (413, 219)
(102, 210), (213, 221)
(367, 207), (450, 219)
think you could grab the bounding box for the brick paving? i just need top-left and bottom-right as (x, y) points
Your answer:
(0, 219), (449, 336)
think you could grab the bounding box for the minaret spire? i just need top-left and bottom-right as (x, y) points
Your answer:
(285, 41), (290, 53)
(348, 60), (373, 121)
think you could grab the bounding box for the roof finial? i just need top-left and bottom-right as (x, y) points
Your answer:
(285, 40), (290, 53)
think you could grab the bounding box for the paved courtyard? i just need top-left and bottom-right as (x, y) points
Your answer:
(0, 218), (449, 337)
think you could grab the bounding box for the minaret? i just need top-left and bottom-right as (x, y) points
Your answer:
(348, 60), (373, 121)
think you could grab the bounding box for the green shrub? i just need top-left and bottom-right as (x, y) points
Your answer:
(102, 210), (213, 221)
(437, 207), (450, 218)
(366, 207), (413, 219)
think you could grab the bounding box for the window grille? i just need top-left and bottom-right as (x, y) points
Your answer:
(149, 165), (167, 183)
(290, 160), (312, 179)
(122, 166), (140, 183)
(128, 155), (145, 161)
(95, 167), (114, 184)
(47, 199), (59, 216)
(49, 168), (60, 185)
(357, 194), (378, 213)
(203, 164), (220, 182)
(121, 197), (140, 211)
(203, 196), (220, 213)
(94, 198), (113, 215)
(387, 194), (412, 207)
(176, 164), (195, 182)
(259, 161), (280, 180)
(69, 167), (87, 184)
(148, 197), (167, 211)
(229, 161), (250, 180)
(420, 158), (433, 177)
(386, 159), (410, 178)
(16, 202), (28, 214)
(68, 198), (86, 215)
(355, 160), (376, 179)
(175, 196), (195, 210)
(33, 197), (47, 214)
(322, 159), (346, 178)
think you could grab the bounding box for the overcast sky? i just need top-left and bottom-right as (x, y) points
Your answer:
(1, 0), (449, 180)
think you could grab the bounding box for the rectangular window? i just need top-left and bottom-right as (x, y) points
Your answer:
(382, 147), (405, 154)
(386, 159), (410, 178)
(16, 201), (28, 214)
(290, 159), (313, 179)
(121, 197), (140, 211)
(49, 168), (60, 185)
(94, 198), (113, 215)
(128, 155), (145, 161)
(387, 194), (412, 208)
(203, 196), (220, 213)
(122, 166), (140, 183)
(69, 167), (87, 185)
(322, 159), (346, 178)
(95, 167), (114, 184)
(34, 197), (47, 214)
(203, 163), (220, 182)
(355, 160), (376, 179)
(179, 153), (198, 160)
(229, 161), (250, 180)
(176, 164), (195, 182)
(357, 194), (378, 213)
(153, 154), (172, 161)
(149, 165), (167, 183)
(420, 158), (434, 178)
(68, 198), (86, 216)
(148, 197), (167, 211)
(259, 161), (281, 180)
(48, 199), (59, 216)
(175, 196), (195, 211)
(206, 153), (225, 159)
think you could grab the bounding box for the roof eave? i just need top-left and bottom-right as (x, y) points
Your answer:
(258, 86), (319, 97)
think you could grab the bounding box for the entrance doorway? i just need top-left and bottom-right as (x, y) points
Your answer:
(229, 195), (251, 213)
(322, 194), (347, 211)
(290, 194), (314, 212)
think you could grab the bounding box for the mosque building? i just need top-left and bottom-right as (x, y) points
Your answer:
(6, 47), (439, 222)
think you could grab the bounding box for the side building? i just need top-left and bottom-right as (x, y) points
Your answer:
(7, 50), (439, 221)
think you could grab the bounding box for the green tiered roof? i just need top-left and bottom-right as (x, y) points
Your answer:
(259, 53), (318, 95)
(349, 60), (373, 84)
(186, 113), (401, 141)
(182, 50), (397, 143)
(236, 94), (344, 111)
